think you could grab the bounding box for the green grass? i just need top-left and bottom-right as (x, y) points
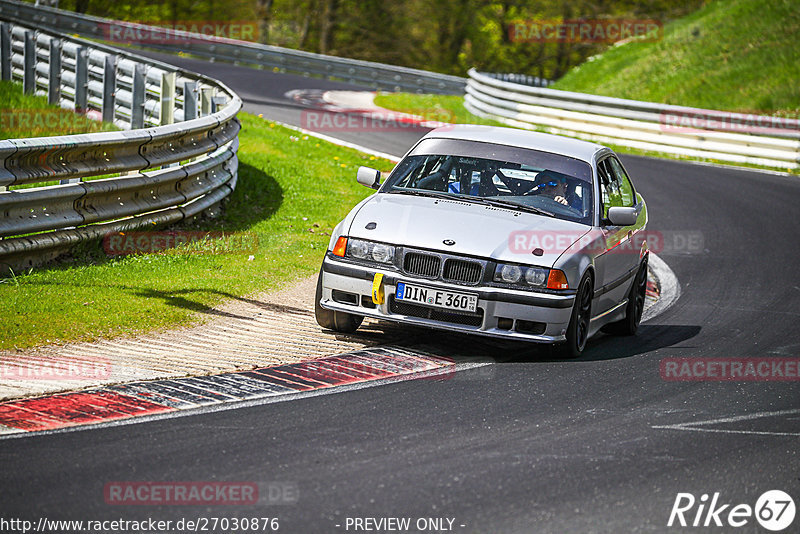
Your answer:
(0, 113), (396, 350)
(373, 92), (505, 128)
(0, 81), (118, 139)
(552, 0), (800, 118)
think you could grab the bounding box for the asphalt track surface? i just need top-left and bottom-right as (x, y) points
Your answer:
(2, 52), (799, 533)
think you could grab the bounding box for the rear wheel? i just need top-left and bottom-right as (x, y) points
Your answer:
(314, 268), (363, 333)
(556, 273), (593, 359)
(603, 256), (648, 336)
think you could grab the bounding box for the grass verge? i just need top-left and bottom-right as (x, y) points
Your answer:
(0, 81), (118, 139)
(0, 113), (395, 350)
(373, 92), (504, 128)
(552, 0), (800, 118)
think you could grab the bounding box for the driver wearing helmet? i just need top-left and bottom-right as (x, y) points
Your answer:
(530, 170), (570, 206)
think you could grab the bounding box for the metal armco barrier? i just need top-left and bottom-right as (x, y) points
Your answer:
(0, 0), (465, 95)
(0, 15), (241, 270)
(466, 69), (800, 170)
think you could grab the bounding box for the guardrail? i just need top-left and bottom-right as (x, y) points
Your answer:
(0, 17), (241, 271)
(465, 69), (800, 170)
(0, 0), (466, 95)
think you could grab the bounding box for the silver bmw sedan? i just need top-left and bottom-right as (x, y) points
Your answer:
(315, 125), (649, 357)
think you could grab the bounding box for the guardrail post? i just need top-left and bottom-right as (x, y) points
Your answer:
(182, 81), (198, 121)
(48, 38), (61, 106)
(131, 63), (145, 129)
(212, 96), (226, 113)
(0, 23), (10, 81)
(74, 46), (88, 112)
(200, 87), (214, 116)
(23, 30), (35, 94)
(160, 72), (176, 125)
(102, 54), (116, 123)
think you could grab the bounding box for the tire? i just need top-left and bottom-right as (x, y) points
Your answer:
(556, 273), (593, 359)
(603, 256), (648, 336)
(314, 268), (364, 333)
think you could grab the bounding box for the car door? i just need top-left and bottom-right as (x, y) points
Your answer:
(594, 157), (639, 313)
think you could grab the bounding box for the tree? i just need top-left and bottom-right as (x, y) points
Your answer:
(319, 0), (339, 54)
(255, 0), (274, 44)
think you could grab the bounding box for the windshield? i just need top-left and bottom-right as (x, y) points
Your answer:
(382, 138), (594, 225)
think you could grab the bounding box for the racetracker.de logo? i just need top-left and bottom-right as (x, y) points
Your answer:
(507, 230), (704, 256)
(1, 357), (111, 381)
(100, 21), (257, 45)
(0, 110), (94, 133)
(104, 482), (258, 505)
(660, 358), (800, 382)
(300, 109), (454, 133)
(660, 109), (800, 136)
(508, 19), (662, 43)
(102, 231), (259, 256)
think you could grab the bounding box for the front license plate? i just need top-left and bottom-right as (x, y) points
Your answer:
(395, 282), (478, 313)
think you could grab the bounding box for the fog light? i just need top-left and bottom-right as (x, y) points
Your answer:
(497, 317), (513, 330)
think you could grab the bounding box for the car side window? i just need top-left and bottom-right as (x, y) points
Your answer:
(607, 157), (636, 207)
(597, 159), (622, 219)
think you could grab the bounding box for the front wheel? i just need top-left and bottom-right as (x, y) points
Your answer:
(555, 273), (593, 359)
(314, 268), (363, 333)
(603, 256), (648, 336)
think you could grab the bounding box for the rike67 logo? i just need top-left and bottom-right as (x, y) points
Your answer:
(668, 490), (795, 531)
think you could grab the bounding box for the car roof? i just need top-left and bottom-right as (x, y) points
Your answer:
(423, 125), (608, 163)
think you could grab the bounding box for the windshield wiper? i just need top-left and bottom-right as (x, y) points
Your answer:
(466, 197), (555, 218)
(389, 189), (556, 218)
(388, 189), (459, 201)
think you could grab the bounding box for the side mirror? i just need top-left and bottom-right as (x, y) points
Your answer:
(356, 166), (381, 190)
(607, 206), (638, 226)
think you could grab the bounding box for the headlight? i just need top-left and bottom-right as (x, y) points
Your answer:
(371, 243), (393, 263)
(346, 239), (395, 264)
(349, 240), (369, 259)
(494, 263), (551, 288)
(499, 264), (522, 283)
(525, 267), (548, 287)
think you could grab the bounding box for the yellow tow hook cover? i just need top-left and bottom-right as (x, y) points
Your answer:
(372, 273), (385, 305)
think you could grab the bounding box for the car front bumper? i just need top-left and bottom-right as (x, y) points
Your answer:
(320, 256), (576, 343)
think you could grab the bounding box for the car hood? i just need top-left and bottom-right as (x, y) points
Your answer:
(347, 194), (591, 267)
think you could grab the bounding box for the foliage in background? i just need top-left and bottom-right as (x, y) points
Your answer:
(53, 0), (704, 80)
(552, 0), (800, 117)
